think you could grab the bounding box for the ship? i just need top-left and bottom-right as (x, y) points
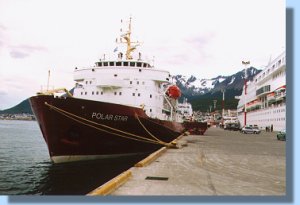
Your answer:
(30, 18), (207, 163)
(236, 50), (286, 131)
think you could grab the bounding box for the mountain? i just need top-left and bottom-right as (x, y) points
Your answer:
(0, 67), (261, 114)
(0, 99), (33, 115)
(174, 67), (261, 112)
(174, 67), (260, 96)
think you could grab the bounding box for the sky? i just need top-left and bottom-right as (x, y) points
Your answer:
(0, 0), (285, 109)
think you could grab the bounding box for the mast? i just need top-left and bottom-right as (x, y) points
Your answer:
(47, 70), (50, 91)
(120, 17), (140, 60)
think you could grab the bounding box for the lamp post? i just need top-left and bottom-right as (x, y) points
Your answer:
(221, 89), (225, 124)
(213, 100), (217, 110)
(242, 60), (250, 126)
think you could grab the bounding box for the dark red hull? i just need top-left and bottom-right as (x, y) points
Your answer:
(30, 96), (195, 163)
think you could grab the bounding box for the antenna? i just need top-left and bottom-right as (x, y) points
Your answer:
(47, 70), (50, 91)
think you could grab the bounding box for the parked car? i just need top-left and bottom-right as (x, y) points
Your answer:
(252, 126), (261, 134)
(277, 130), (286, 141)
(241, 126), (261, 134)
(224, 123), (240, 131)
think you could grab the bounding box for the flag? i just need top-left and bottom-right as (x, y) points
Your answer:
(114, 47), (118, 52)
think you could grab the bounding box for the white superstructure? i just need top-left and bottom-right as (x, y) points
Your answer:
(237, 51), (286, 131)
(177, 98), (193, 121)
(72, 18), (182, 122)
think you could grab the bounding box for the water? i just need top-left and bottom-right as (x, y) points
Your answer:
(0, 120), (145, 195)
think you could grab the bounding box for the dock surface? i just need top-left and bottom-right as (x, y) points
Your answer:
(109, 127), (285, 195)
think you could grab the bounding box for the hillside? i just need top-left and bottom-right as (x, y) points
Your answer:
(0, 99), (33, 115)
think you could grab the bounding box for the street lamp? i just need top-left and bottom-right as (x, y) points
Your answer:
(242, 60), (250, 126)
(221, 89), (225, 122)
(213, 100), (217, 110)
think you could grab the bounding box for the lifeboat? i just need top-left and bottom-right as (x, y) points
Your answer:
(166, 85), (181, 99)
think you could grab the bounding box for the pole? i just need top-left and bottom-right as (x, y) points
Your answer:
(222, 90), (225, 116)
(242, 61), (250, 126)
(47, 70), (50, 91)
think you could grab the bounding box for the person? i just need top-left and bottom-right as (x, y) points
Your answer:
(271, 124), (273, 132)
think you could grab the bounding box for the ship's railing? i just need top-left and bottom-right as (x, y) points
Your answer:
(37, 87), (73, 97)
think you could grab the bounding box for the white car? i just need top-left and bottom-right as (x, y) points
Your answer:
(241, 126), (261, 134)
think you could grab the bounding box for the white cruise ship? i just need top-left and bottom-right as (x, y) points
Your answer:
(237, 51), (286, 131)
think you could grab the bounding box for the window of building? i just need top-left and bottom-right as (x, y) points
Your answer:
(137, 81), (139, 85)
(114, 92), (117, 95)
(86, 81), (88, 84)
(143, 63), (147, 68)
(90, 81), (92, 84)
(114, 74), (118, 77)
(119, 92), (122, 95)
(97, 62), (102, 67)
(138, 93), (141, 97)
(96, 91), (99, 95)
(137, 62), (142, 67)
(103, 62), (108, 66)
(81, 92), (83, 95)
(130, 81), (132, 84)
(101, 91), (103, 95)
(85, 92), (87, 95)
(92, 91), (94, 95)
(123, 62), (129, 66)
(150, 109), (152, 112)
(150, 94), (152, 98)
(130, 62), (135, 67)
(132, 93), (135, 96)
(116, 62), (121, 66)
(109, 62), (114, 66)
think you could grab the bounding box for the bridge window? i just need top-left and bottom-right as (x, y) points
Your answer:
(130, 62), (135, 67)
(137, 62), (142, 67)
(123, 62), (129, 66)
(96, 91), (99, 95)
(132, 93), (135, 96)
(103, 62), (108, 66)
(119, 92), (122, 95)
(97, 62), (102, 67)
(143, 63), (147, 68)
(109, 62), (114, 66)
(116, 62), (122, 66)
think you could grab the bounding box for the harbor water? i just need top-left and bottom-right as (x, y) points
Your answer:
(0, 120), (145, 195)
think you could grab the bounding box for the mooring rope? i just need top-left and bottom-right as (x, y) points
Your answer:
(44, 102), (171, 146)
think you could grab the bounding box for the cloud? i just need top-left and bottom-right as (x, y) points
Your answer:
(0, 90), (7, 96)
(9, 50), (30, 58)
(9, 44), (47, 59)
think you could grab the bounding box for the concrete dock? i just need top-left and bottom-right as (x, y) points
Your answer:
(92, 127), (286, 196)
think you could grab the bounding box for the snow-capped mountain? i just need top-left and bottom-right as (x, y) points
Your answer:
(174, 67), (261, 97)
